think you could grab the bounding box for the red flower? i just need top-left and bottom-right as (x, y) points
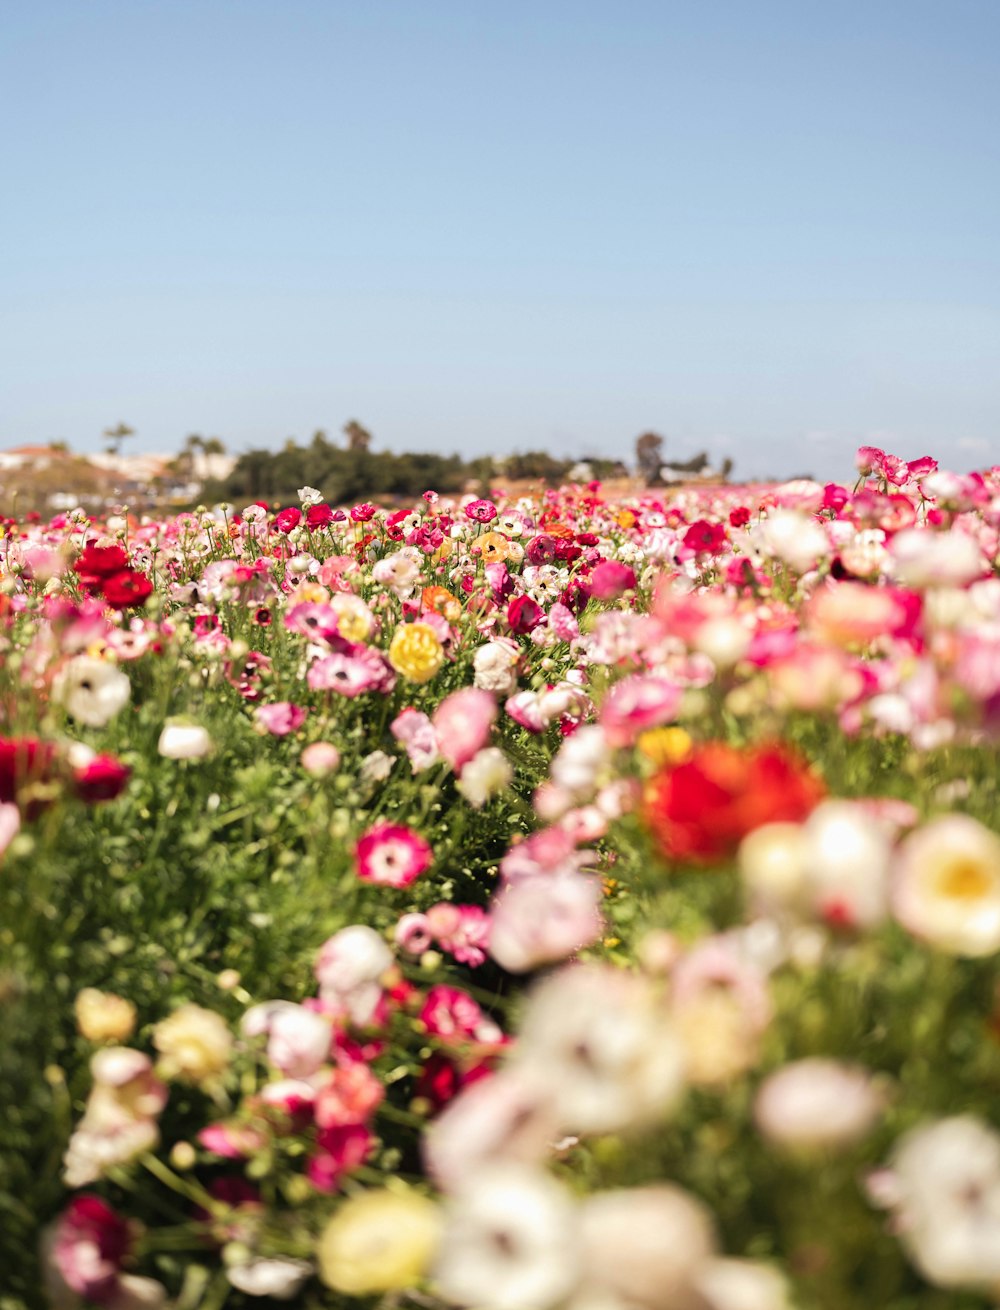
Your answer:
(683, 520), (728, 555)
(350, 503), (377, 523)
(0, 736), (62, 817)
(74, 754), (131, 803)
(74, 543), (129, 591)
(643, 741), (825, 865)
(728, 506), (751, 529)
(306, 503), (334, 529)
(507, 595), (544, 635)
(274, 506), (303, 533)
(100, 569), (153, 609)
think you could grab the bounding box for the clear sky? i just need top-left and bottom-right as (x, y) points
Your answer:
(2, 0), (998, 479)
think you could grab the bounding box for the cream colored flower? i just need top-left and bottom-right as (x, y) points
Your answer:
(892, 815), (1000, 957)
(74, 988), (137, 1043)
(318, 1187), (441, 1294)
(153, 1003), (233, 1083)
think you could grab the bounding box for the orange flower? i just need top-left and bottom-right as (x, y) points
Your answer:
(473, 532), (511, 564)
(643, 741), (825, 866)
(421, 586), (462, 623)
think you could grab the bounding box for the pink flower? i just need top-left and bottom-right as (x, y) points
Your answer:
(489, 872), (605, 972)
(350, 503), (377, 522)
(549, 602), (580, 641)
(589, 560), (637, 600)
(419, 984), (503, 1047)
(600, 675), (682, 748)
(314, 1062), (384, 1131)
(242, 1001), (331, 1077)
(395, 911), (435, 954)
(427, 903), (492, 967)
(355, 823), (432, 888)
(432, 688), (497, 772)
(254, 701), (307, 736)
(52, 1195), (131, 1299)
(308, 1123), (373, 1192)
(391, 708), (441, 771)
(464, 498), (498, 524)
(308, 648), (395, 696)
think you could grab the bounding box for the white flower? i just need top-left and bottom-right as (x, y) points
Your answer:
(241, 1001), (331, 1078)
(158, 721), (213, 759)
(360, 750), (394, 784)
(457, 747), (512, 808)
(315, 925), (392, 1025)
(511, 964), (686, 1135)
(489, 872), (604, 974)
(575, 1185), (716, 1310)
(550, 725), (612, 801)
(890, 528), (986, 587)
(885, 1116), (1000, 1291)
(55, 656), (131, 728)
(754, 1059), (883, 1151)
(227, 1257), (313, 1299)
(434, 1165), (582, 1310)
(693, 1258), (795, 1310)
(297, 485), (324, 506)
(423, 1068), (559, 1192)
(754, 510), (829, 574)
(474, 641), (519, 695)
(892, 815), (1000, 956)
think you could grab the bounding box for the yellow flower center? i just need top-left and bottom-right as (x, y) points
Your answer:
(938, 858), (993, 901)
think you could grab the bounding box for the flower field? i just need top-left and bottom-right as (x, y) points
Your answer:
(5, 447), (1000, 1308)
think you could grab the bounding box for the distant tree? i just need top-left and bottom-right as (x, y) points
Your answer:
(103, 422), (135, 458)
(635, 431), (664, 485)
(720, 457), (734, 481)
(343, 420), (373, 452)
(202, 437), (226, 456)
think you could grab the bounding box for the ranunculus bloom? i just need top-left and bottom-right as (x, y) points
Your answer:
(643, 741), (825, 865)
(755, 1059), (884, 1151)
(892, 815), (1000, 957)
(73, 753), (131, 803)
(318, 1187), (442, 1294)
(432, 687), (497, 772)
(274, 506), (303, 533)
(589, 559), (637, 600)
(507, 595), (544, 635)
(355, 823), (433, 888)
(254, 701), (307, 736)
(51, 1194), (132, 1299)
(101, 568), (153, 609)
(388, 622), (445, 684)
(600, 675), (681, 748)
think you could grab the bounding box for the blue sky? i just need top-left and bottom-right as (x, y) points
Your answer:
(2, 0), (998, 478)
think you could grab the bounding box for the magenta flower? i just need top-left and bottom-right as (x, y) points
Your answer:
(52, 1195), (131, 1299)
(464, 498), (498, 524)
(350, 503), (377, 523)
(588, 559), (637, 600)
(355, 823), (432, 888)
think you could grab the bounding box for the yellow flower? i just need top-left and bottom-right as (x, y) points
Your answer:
(317, 1188), (442, 1294)
(153, 1003), (233, 1084)
(75, 988), (137, 1043)
(330, 593), (375, 642)
(637, 727), (692, 768)
(388, 623), (445, 684)
(287, 581), (331, 607)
